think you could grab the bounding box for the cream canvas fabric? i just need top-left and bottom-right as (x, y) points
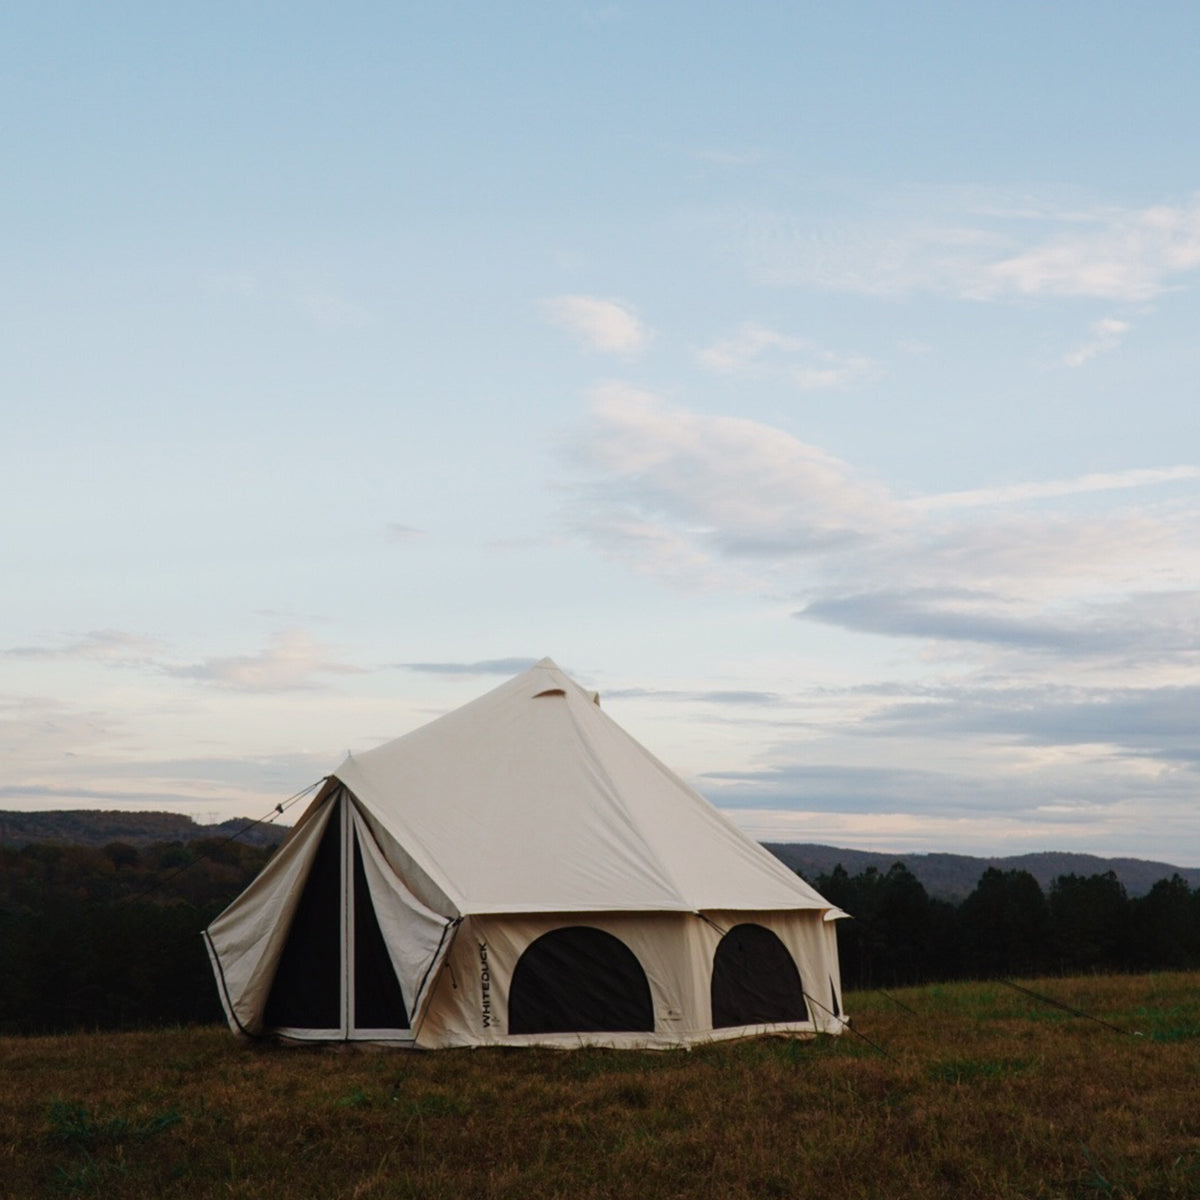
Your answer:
(204, 659), (846, 1047)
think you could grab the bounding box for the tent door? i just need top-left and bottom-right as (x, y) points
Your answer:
(263, 794), (414, 1040)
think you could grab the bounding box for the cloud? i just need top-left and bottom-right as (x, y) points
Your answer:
(3, 630), (163, 665)
(702, 761), (988, 815)
(605, 686), (783, 705)
(988, 203), (1200, 300)
(696, 702), (1200, 852)
(566, 385), (900, 578)
(855, 679), (1200, 761)
(0, 782), (230, 808)
(799, 588), (1077, 651)
(1062, 318), (1132, 367)
(726, 191), (1200, 303)
(398, 657), (542, 677)
(909, 465), (1198, 512)
(681, 674), (1200, 854)
(561, 390), (1200, 672)
(697, 323), (806, 371)
(164, 629), (363, 692)
(796, 588), (1200, 661)
(545, 295), (649, 354)
(696, 322), (877, 390)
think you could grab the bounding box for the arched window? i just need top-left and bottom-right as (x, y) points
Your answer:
(711, 923), (808, 1029)
(508, 927), (654, 1034)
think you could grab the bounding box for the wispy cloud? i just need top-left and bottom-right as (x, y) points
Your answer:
(855, 678), (1200, 757)
(605, 686), (783, 705)
(7, 629), (367, 693)
(726, 191), (1200, 304)
(797, 587), (1200, 662)
(988, 202), (1200, 301)
(697, 322), (877, 389)
(3, 630), (163, 665)
(566, 385), (900, 581)
(697, 323), (806, 371)
(398, 657), (542, 677)
(545, 295), (649, 354)
(164, 630), (364, 692)
(909, 465), (1198, 512)
(0, 782), (230, 808)
(1062, 317), (1131, 367)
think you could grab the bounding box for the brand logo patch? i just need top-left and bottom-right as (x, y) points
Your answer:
(478, 941), (493, 1029)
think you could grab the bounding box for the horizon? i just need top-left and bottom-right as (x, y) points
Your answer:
(5, 805), (1200, 873)
(3, 4), (1198, 864)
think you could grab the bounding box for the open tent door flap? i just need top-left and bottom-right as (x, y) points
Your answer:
(349, 803), (455, 1032)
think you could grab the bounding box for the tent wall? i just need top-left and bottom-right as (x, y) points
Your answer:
(414, 908), (843, 1049)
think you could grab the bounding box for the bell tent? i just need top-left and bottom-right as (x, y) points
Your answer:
(204, 659), (846, 1047)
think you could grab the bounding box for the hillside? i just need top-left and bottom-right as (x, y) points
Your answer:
(0, 809), (288, 849)
(766, 842), (1200, 899)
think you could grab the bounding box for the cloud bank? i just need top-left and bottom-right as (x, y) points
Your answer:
(560, 387), (1200, 852)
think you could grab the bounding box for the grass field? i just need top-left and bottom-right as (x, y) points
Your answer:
(3, 972), (1200, 1199)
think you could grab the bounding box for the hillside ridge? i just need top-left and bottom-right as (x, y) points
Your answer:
(0, 808), (288, 849)
(766, 842), (1200, 899)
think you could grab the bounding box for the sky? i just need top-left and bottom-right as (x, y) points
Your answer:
(3, 2), (1199, 863)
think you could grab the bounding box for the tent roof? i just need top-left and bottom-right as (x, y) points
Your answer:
(332, 659), (832, 916)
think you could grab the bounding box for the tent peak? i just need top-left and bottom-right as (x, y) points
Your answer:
(527, 658), (599, 705)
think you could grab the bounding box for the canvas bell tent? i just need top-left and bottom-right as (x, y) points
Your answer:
(204, 659), (846, 1048)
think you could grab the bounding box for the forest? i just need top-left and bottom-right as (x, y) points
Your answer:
(0, 838), (274, 1034)
(817, 861), (1200, 989)
(3, 838), (1200, 1035)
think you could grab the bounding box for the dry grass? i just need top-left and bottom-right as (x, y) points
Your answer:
(3, 972), (1200, 1198)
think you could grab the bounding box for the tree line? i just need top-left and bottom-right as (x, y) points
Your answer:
(815, 862), (1200, 990)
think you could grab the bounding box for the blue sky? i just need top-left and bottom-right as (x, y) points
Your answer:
(4, 3), (1199, 862)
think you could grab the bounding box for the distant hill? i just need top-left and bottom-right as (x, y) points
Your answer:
(0, 809), (289, 849)
(765, 843), (1200, 900)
